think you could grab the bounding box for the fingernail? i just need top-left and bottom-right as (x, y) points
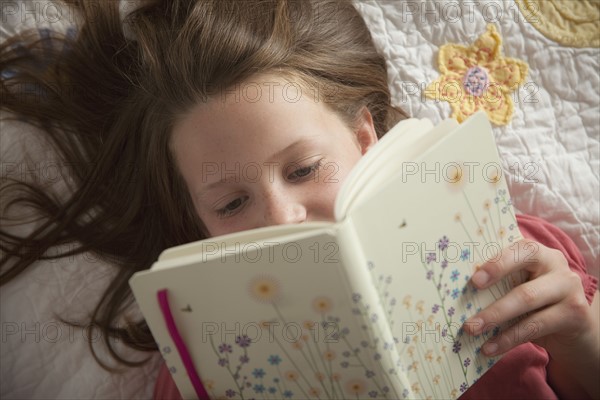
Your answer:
(465, 317), (484, 335)
(472, 270), (490, 287)
(483, 342), (498, 355)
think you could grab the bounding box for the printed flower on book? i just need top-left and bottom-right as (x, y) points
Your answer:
(312, 296), (333, 314)
(345, 378), (367, 396)
(425, 24), (528, 125)
(248, 274), (281, 303)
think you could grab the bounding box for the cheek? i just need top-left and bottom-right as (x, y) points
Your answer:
(191, 203), (216, 235)
(197, 214), (242, 238)
(190, 200), (227, 237)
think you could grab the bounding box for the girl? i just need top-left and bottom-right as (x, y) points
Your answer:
(1, 0), (597, 399)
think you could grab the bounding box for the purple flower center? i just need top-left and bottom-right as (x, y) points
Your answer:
(463, 66), (489, 97)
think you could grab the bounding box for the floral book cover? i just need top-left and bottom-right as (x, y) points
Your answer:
(130, 112), (524, 399)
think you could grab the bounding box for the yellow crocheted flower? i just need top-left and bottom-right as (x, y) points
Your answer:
(425, 25), (528, 125)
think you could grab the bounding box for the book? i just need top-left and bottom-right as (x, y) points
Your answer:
(129, 111), (526, 400)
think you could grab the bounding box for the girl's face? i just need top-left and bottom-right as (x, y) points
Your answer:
(171, 75), (378, 237)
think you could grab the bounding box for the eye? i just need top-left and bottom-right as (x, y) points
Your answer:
(287, 160), (323, 182)
(216, 196), (248, 218)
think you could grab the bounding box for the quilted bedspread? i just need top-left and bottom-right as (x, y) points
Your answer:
(1, 0), (598, 398)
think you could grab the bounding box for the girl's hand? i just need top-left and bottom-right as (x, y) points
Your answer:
(464, 239), (599, 397)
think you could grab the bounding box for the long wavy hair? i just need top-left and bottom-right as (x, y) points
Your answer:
(0, 0), (408, 368)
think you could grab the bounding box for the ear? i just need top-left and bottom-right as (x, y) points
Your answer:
(355, 106), (378, 155)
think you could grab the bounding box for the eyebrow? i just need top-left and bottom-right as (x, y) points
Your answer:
(195, 137), (319, 198)
(269, 137), (317, 161)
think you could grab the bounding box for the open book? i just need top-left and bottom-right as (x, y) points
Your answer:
(130, 111), (525, 399)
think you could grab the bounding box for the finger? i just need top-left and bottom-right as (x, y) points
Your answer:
(471, 239), (555, 289)
(478, 305), (571, 357)
(464, 272), (569, 336)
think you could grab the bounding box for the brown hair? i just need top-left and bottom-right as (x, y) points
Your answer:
(0, 0), (408, 368)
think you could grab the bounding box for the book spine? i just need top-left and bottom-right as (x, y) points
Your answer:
(336, 219), (414, 399)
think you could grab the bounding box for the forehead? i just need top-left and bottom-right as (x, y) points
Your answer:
(170, 74), (346, 165)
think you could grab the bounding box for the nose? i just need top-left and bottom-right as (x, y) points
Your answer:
(261, 187), (307, 226)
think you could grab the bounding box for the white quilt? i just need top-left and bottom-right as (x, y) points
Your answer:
(1, 1), (598, 398)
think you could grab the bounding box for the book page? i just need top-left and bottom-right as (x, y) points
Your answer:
(337, 118), (459, 220)
(334, 118), (433, 221)
(347, 112), (526, 399)
(158, 222), (331, 262)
